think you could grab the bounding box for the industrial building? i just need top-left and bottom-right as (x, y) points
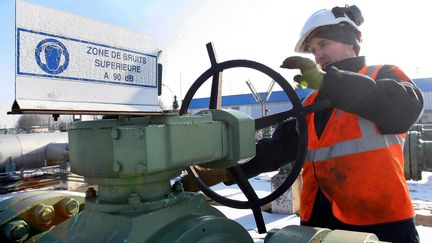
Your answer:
(189, 78), (432, 123)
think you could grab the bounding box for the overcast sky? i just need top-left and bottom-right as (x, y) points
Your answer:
(1, 0), (431, 127)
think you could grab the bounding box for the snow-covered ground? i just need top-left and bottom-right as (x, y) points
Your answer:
(212, 171), (432, 242)
(1, 171), (430, 242)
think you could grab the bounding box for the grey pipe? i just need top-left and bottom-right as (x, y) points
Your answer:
(0, 132), (68, 172)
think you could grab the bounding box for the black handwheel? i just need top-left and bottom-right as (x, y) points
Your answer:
(179, 43), (330, 233)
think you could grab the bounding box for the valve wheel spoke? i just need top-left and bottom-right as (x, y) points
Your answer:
(180, 43), (309, 233)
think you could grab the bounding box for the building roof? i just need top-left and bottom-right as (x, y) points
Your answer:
(189, 89), (312, 108)
(189, 78), (431, 109)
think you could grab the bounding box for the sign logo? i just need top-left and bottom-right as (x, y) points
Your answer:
(35, 38), (69, 74)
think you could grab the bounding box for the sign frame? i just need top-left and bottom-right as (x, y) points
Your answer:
(11, 0), (163, 115)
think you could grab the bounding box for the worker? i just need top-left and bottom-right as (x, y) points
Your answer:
(181, 5), (423, 243)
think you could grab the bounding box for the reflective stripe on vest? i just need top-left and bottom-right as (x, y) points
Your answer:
(306, 117), (405, 162)
(360, 65), (382, 77)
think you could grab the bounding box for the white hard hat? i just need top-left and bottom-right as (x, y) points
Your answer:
(295, 6), (362, 53)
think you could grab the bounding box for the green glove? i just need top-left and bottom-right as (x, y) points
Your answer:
(280, 56), (326, 89)
(180, 166), (232, 192)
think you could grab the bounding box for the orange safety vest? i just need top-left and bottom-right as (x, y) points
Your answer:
(301, 65), (414, 225)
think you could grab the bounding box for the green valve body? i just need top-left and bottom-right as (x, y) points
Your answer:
(38, 110), (255, 242)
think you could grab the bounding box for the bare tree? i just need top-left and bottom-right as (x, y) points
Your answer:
(158, 98), (169, 110)
(16, 114), (50, 131)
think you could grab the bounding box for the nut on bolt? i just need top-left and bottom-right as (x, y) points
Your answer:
(111, 128), (121, 139)
(58, 198), (80, 217)
(32, 204), (55, 225)
(113, 161), (122, 173)
(0, 220), (29, 241)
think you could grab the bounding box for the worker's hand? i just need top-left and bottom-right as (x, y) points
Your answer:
(280, 56), (325, 89)
(180, 166), (232, 192)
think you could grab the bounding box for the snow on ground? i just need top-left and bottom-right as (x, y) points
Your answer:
(408, 172), (432, 213)
(211, 171), (432, 242)
(1, 171), (431, 242)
